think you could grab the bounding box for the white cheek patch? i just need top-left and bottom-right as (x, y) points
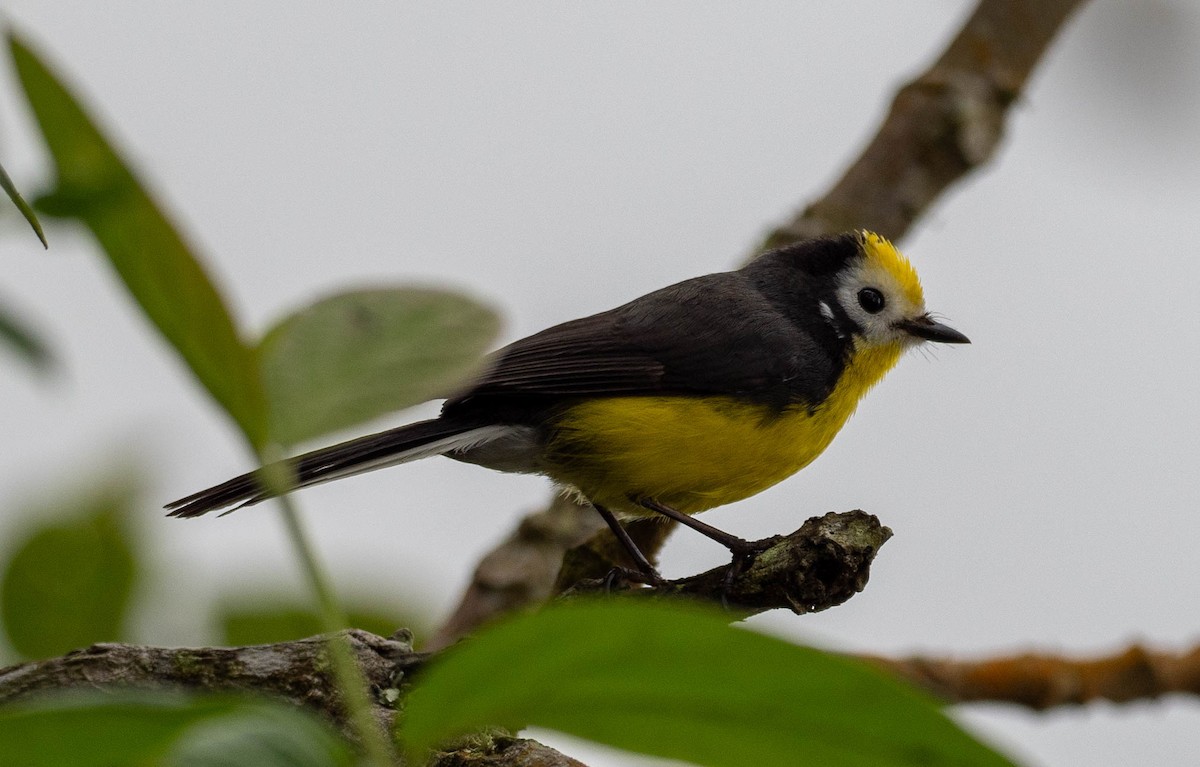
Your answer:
(836, 261), (925, 344)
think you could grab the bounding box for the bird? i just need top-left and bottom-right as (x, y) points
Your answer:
(167, 231), (968, 581)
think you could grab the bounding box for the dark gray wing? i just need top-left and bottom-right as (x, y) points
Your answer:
(445, 271), (846, 415)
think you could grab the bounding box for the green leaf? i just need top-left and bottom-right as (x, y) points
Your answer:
(258, 287), (500, 446)
(0, 488), (138, 660)
(164, 699), (355, 767)
(8, 32), (268, 448)
(402, 600), (1017, 767)
(0, 695), (232, 767)
(0, 693), (352, 767)
(0, 300), (53, 372)
(0, 159), (47, 247)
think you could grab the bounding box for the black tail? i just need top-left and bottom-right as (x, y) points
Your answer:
(165, 417), (483, 518)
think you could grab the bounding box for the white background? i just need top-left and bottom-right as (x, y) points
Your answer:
(2, 2), (1198, 765)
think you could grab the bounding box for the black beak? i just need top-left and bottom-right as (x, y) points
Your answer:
(898, 315), (970, 344)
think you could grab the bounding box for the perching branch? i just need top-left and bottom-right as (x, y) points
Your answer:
(430, 510), (887, 649)
(562, 511), (892, 618)
(432, 0), (1091, 648)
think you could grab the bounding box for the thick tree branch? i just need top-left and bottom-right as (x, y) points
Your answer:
(0, 629), (420, 730)
(5, 636), (1198, 740)
(433, 0), (1090, 649)
(0, 631), (582, 766)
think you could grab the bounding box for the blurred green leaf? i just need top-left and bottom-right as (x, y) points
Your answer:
(402, 600), (1017, 767)
(220, 601), (424, 647)
(0, 159), (47, 247)
(0, 300), (52, 371)
(8, 32), (268, 448)
(258, 287), (500, 446)
(164, 699), (355, 767)
(0, 693), (352, 767)
(0, 488), (138, 659)
(0, 695), (232, 767)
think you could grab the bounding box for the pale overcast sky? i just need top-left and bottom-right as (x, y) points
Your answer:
(2, 2), (1199, 766)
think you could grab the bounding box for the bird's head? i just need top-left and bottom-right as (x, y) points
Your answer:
(832, 231), (970, 349)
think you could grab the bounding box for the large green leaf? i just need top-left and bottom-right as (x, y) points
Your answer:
(0, 489), (138, 660)
(8, 33), (268, 448)
(402, 600), (1017, 767)
(0, 694), (352, 767)
(258, 287), (499, 446)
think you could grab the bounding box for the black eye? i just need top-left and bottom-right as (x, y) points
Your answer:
(857, 287), (885, 314)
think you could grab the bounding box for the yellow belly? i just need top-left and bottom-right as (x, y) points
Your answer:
(541, 341), (903, 515)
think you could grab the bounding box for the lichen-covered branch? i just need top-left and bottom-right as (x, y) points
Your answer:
(429, 510), (887, 650)
(0, 629), (421, 731)
(562, 511), (892, 618)
(0, 631), (582, 766)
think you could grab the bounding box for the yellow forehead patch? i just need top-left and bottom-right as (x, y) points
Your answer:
(859, 231), (924, 308)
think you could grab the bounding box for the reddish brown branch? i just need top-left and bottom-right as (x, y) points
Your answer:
(867, 644), (1200, 709)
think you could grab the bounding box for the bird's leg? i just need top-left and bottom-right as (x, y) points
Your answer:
(591, 502), (665, 587)
(635, 497), (771, 594)
(635, 497), (752, 553)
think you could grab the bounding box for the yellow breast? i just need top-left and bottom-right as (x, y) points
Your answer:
(543, 340), (904, 515)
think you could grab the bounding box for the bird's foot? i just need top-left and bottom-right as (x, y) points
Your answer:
(603, 566), (666, 592)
